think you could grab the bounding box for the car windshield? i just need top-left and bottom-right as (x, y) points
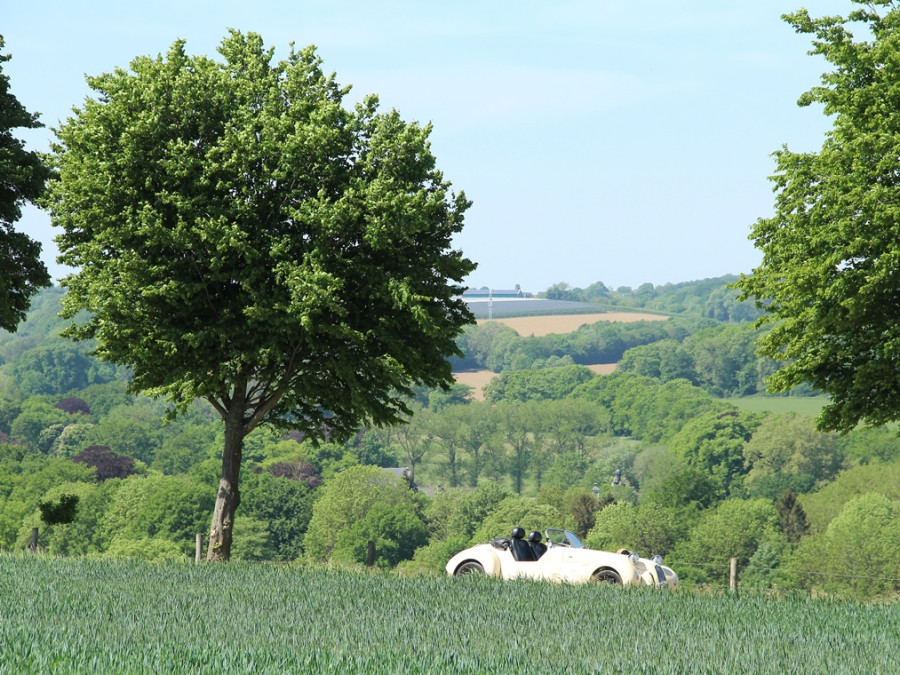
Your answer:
(544, 528), (583, 548)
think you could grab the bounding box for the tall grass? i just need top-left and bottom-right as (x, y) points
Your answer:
(1, 554), (897, 672)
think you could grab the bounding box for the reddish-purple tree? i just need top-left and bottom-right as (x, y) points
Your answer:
(268, 460), (322, 489)
(72, 445), (135, 481)
(55, 397), (91, 415)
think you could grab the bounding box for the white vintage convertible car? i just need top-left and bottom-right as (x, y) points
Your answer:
(446, 527), (678, 588)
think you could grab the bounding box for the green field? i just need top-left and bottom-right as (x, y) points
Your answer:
(1, 555), (897, 673)
(727, 396), (828, 418)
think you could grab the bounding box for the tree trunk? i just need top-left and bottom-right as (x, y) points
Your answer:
(207, 412), (245, 562)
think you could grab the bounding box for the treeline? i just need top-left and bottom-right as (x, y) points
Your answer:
(454, 317), (711, 371)
(540, 275), (764, 322)
(2, 287), (900, 599)
(456, 319), (810, 398)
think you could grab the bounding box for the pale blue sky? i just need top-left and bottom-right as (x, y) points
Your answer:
(5, 1), (851, 293)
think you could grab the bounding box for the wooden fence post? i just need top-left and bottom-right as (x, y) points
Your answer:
(195, 533), (203, 564)
(29, 527), (38, 553)
(729, 557), (738, 593)
(366, 540), (375, 568)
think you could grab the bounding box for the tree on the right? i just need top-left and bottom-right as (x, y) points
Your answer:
(737, 2), (900, 432)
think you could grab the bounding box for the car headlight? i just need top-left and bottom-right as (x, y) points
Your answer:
(628, 552), (640, 564)
(651, 554), (663, 565)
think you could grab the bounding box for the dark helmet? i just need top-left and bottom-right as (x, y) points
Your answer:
(528, 531), (542, 543)
(511, 527), (526, 539)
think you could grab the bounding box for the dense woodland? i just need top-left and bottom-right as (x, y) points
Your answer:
(1, 279), (899, 599)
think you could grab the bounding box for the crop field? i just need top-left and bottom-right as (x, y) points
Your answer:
(478, 312), (668, 337)
(2, 555), (898, 673)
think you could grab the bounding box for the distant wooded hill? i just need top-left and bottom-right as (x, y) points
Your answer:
(534, 275), (763, 323)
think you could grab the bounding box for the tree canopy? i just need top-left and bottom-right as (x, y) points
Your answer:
(737, 2), (900, 432)
(0, 36), (51, 333)
(42, 31), (475, 559)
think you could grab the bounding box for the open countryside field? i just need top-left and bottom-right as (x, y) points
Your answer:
(2, 555), (897, 673)
(478, 312), (668, 337)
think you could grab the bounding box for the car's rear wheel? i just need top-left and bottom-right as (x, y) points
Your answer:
(455, 561), (485, 576)
(592, 568), (622, 584)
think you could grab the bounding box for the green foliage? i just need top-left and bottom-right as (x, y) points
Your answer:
(469, 496), (561, 543)
(735, 3), (900, 432)
(838, 425), (900, 465)
(0, 457), (94, 549)
(483, 365), (596, 402)
(0, 287), (68, 366)
(682, 324), (770, 397)
(239, 471), (315, 561)
(726, 396), (828, 417)
(789, 493), (900, 599)
(48, 423), (95, 458)
(740, 539), (789, 592)
(774, 490), (809, 544)
(9, 399), (72, 451)
(333, 502), (428, 569)
(230, 516), (275, 562)
(585, 502), (688, 557)
(37, 493), (78, 526)
(799, 459), (900, 534)
(542, 452), (591, 491)
(644, 467), (722, 509)
(304, 465), (422, 563)
(426, 482), (512, 543)
(670, 499), (784, 587)
(99, 474), (212, 555)
(573, 373), (731, 442)
(17, 480), (117, 556)
(151, 423), (217, 475)
(11, 343), (117, 398)
(536, 486), (611, 539)
(71, 381), (132, 419)
(742, 414), (844, 498)
(0, 37), (51, 333)
(397, 534), (470, 575)
(617, 339), (696, 383)
(84, 403), (163, 464)
(668, 411), (762, 496)
(104, 536), (188, 562)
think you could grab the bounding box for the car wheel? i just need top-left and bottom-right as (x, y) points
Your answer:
(455, 561), (485, 576)
(592, 569), (622, 584)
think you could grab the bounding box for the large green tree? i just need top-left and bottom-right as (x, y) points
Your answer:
(737, 2), (900, 431)
(0, 36), (51, 332)
(43, 31), (475, 560)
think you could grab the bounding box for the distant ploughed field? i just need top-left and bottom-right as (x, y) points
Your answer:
(477, 312), (667, 337)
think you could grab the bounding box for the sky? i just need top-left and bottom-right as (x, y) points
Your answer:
(5, 0), (854, 294)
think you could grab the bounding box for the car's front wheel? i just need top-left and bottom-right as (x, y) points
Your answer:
(455, 561), (485, 576)
(592, 568), (622, 584)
